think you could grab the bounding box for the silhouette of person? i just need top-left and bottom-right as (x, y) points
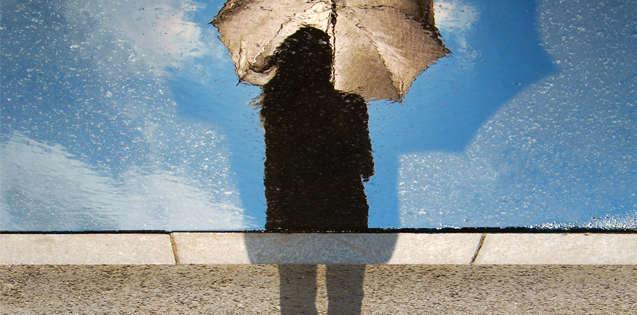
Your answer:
(256, 26), (373, 314)
(261, 26), (374, 232)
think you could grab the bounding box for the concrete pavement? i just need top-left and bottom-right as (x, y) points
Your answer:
(2, 264), (636, 314)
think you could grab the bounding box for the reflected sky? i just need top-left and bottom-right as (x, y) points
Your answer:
(1, 0), (636, 231)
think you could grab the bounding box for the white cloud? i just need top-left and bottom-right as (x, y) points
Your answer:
(63, 0), (225, 76)
(1, 132), (251, 231)
(118, 166), (249, 230)
(398, 151), (503, 228)
(535, 212), (637, 230)
(433, 0), (480, 66)
(397, 0), (637, 229)
(397, 71), (637, 228)
(434, 0), (479, 32)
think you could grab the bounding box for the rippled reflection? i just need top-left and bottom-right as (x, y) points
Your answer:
(1, 0), (636, 231)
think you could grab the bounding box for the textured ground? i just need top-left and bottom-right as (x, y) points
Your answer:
(1, 265), (636, 314)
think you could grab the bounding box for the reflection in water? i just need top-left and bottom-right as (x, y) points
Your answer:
(261, 27), (373, 231)
(212, 0), (448, 101)
(212, 0), (448, 230)
(214, 0), (445, 312)
(0, 0), (251, 231)
(369, 0), (558, 228)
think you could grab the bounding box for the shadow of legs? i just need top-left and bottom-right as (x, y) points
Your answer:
(326, 265), (366, 315)
(278, 265), (318, 314)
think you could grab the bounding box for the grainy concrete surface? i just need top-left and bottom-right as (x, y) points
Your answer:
(1, 265), (636, 314)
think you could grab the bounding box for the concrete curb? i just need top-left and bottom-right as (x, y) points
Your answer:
(0, 234), (175, 265)
(172, 233), (481, 264)
(1, 233), (636, 265)
(474, 233), (637, 265)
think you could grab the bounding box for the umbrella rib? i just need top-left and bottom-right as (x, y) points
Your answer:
(256, 21), (287, 63)
(251, 0), (337, 72)
(246, 16), (294, 74)
(330, 0), (337, 84)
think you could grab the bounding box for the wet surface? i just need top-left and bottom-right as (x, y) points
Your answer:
(1, 0), (636, 231)
(213, 0), (446, 232)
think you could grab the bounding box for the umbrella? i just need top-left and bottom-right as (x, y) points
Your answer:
(212, 0), (448, 101)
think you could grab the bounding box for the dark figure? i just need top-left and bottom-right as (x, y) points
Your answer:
(277, 264), (366, 315)
(261, 27), (374, 231)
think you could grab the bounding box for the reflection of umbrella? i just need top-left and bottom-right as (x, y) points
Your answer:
(212, 0), (448, 101)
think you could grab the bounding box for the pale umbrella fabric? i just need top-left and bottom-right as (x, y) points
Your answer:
(212, 0), (448, 101)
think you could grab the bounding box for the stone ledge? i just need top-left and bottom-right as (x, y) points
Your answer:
(474, 233), (637, 265)
(0, 234), (175, 265)
(1, 233), (636, 265)
(172, 233), (481, 264)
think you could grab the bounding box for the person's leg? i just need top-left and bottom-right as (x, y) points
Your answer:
(278, 265), (318, 314)
(326, 265), (366, 315)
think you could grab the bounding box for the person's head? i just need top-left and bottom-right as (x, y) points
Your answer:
(272, 26), (333, 82)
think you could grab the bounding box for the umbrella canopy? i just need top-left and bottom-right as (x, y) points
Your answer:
(212, 0), (448, 101)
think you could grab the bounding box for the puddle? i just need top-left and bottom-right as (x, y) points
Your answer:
(1, 0), (635, 232)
